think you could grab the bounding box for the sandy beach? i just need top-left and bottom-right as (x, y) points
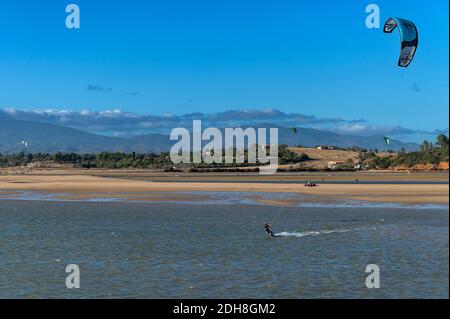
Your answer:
(0, 172), (448, 205)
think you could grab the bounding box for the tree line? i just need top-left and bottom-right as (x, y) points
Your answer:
(368, 134), (449, 169)
(0, 145), (309, 169)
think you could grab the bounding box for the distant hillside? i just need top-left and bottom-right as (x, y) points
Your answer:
(0, 118), (171, 154)
(275, 126), (419, 152)
(0, 118), (418, 154)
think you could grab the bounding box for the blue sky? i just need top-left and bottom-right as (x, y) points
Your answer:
(0, 0), (448, 138)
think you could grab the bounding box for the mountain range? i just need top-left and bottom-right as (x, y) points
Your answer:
(0, 117), (419, 154)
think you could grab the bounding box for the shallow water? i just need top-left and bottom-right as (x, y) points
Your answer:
(0, 200), (448, 298)
(1, 189), (447, 210)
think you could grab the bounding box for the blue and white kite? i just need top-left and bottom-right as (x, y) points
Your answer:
(384, 17), (419, 67)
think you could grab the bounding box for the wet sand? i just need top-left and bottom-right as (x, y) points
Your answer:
(4, 169), (448, 183)
(0, 174), (448, 204)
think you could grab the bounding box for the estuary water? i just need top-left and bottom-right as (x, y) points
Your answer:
(0, 199), (448, 298)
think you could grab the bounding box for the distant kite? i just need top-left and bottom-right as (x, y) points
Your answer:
(384, 137), (391, 145)
(383, 17), (418, 67)
(290, 127), (298, 135)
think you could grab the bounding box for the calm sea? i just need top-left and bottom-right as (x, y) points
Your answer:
(0, 199), (448, 298)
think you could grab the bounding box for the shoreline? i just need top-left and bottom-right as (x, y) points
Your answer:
(0, 174), (448, 205)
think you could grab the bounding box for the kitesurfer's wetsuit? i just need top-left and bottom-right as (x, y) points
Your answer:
(265, 223), (274, 237)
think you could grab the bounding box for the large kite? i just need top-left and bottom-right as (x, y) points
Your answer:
(383, 17), (418, 67)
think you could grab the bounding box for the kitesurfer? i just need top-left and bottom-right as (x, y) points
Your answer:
(265, 222), (274, 237)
